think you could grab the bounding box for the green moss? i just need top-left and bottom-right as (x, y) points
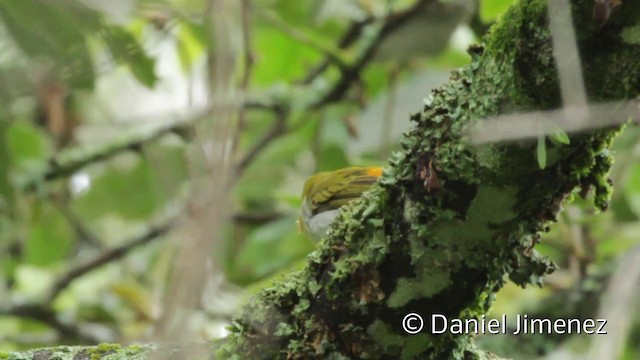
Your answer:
(47, 347), (74, 360)
(388, 270), (452, 308)
(87, 343), (122, 360)
(367, 320), (405, 352)
(401, 334), (433, 360)
(0, 344), (153, 360)
(214, 0), (640, 358)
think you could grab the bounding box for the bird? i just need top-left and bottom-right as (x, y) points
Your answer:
(298, 166), (383, 240)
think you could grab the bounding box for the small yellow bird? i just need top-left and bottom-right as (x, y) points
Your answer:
(298, 166), (383, 240)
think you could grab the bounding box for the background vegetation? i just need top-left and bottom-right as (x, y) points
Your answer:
(0, 0), (638, 358)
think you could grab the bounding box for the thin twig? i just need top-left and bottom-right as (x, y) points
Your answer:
(234, 0), (434, 174)
(588, 245), (640, 360)
(231, 0), (255, 160)
(300, 0), (432, 85)
(21, 113), (200, 192)
(548, 0), (589, 113)
(20, 103), (272, 190)
(0, 304), (104, 344)
(19, 1), (433, 189)
(254, 5), (349, 71)
(234, 108), (287, 177)
(468, 101), (640, 144)
(301, 19), (373, 85)
(45, 217), (179, 304)
(52, 198), (103, 248)
(309, 0), (434, 109)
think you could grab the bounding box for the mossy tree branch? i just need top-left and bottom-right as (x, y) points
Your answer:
(215, 0), (640, 359)
(3, 0), (640, 359)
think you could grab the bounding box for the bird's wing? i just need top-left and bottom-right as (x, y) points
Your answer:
(309, 167), (382, 215)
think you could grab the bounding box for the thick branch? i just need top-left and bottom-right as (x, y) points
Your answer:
(215, 1), (640, 359)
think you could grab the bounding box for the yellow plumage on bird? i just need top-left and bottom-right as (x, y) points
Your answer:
(298, 166), (383, 240)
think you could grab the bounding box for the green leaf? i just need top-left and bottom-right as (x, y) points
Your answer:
(110, 282), (154, 320)
(610, 193), (639, 222)
(6, 121), (49, 176)
(236, 119), (315, 203)
(537, 132), (546, 169)
(230, 217), (312, 285)
(253, 27), (319, 85)
(547, 122), (570, 145)
(176, 22), (207, 74)
(101, 26), (159, 87)
(401, 334), (432, 360)
(73, 147), (187, 221)
(363, 65), (390, 98)
(0, 0), (97, 88)
(24, 203), (73, 267)
(316, 144), (348, 172)
(621, 25), (640, 45)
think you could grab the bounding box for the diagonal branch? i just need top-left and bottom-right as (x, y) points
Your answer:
(309, 0), (435, 109)
(45, 216), (179, 304)
(214, 1), (640, 358)
(234, 0), (437, 173)
(0, 304), (105, 344)
(300, 0), (433, 85)
(21, 113), (198, 192)
(20, 0), (435, 188)
(234, 107), (286, 177)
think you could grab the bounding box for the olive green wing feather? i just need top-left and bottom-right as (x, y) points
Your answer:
(307, 167), (381, 215)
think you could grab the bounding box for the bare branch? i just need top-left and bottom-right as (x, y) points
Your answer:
(588, 245), (640, 360)
(254, 5), (349, 71)
(21, 112), (201, 192)
(548, 0), (588, 111)
(468, 101), (640, 144)
(45, 216), (179, 304)
(234, 108), (286, 177)
(234, 0), (438, 173)
(52, 198), (103, 248)
(309, 0), (436, 109)
(231, 0), (255, 159)
(19, 0), (438, 188)
(0, 304), (106, 344)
